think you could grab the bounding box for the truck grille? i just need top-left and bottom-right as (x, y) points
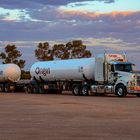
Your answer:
(137, 76), (140, 86)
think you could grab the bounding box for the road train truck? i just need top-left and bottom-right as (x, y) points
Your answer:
(0, 64), (21, 92)
(26, 53), (140, 97)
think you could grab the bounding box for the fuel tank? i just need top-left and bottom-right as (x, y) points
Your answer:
(30, 58), (95, 81)
(0, 64), (21, 82)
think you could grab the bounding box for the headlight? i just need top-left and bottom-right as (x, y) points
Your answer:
(132, 74), (135, 78)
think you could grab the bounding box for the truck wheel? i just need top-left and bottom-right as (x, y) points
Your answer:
(25, 85), (33, 93)
(4, 84), (10, 92)
(72, 85), (81, 96)
(57, 89), (62, 94)
(33, 85), (39, 93)
(115, 84), (127, 97)
(0, 85), (4, 92)
(81, 86), (89, 96)
(38, 86), (45, 94)
(136, 94), (140, 97)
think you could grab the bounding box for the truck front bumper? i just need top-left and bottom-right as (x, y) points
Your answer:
(127, 86), (140, 94)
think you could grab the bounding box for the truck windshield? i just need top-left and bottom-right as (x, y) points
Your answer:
(115, 64), (133, 72)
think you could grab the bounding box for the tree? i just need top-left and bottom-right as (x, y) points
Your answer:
(0, 44), (25, 69)
(21, 70), (31, 79)
(53, 44), (70, 60)
(53, 40), (92, 59)
(71, 40), (91, 58)
(35, 40), (92, 61)
(35, 42), (53, 61)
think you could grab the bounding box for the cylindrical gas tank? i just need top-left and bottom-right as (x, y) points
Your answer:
(30, 58), (95, 81)
(0, 64), (21, 82)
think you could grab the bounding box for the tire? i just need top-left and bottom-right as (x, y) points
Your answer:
(136, 94), (140, 97)
(0, 85), (4, 92)
(72, 85), (81, 96)
(25, 85), (33, 93)
(115, 84), (127, 97)
(94, 93), (99, 96)
(57, 89), (62, 94)
(32, 85), (39, 93)
(4, 84), (10, 92)
(38, 85), (45, 94)
(81, 86), (89, 96)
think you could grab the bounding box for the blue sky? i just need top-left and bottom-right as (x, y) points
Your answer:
(61, 0), (140, 12)
(0, 0), (140, 69)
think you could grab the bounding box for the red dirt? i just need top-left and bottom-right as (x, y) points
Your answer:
(0, 93), (140, 140)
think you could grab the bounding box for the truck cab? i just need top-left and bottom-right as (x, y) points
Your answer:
(108, 61), (134, 84)
(93, 53), (140, 97)
(111, 62), (140, 96)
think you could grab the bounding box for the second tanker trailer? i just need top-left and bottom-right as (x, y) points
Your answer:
(26, 53), (140, 97)
(0, 63), (21, 92)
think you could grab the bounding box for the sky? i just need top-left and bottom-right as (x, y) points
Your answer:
(0, 0), (140, 70)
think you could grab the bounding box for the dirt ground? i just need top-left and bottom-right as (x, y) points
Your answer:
(0, 93), (140, 140)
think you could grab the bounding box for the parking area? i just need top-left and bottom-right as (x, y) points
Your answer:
(0, 93), (140, 140)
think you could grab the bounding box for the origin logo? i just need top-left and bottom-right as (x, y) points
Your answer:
(35, 67), (50, 76)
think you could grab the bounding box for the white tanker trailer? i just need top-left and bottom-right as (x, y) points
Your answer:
(30, 58), (95, 81)
(26, 53), (140, 97)
(0, 64), (21, 92)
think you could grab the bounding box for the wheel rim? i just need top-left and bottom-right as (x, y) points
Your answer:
(39, 86), (45, 94)
(5, 88), (8, 92)
(5, 86), (9, 92)
(27, 87), (31, 93)
(117, 88), (123, 96)
(0, 86), (3, 92)
(82, 87), (88, 96)
(39, 87), (42, 94)
(74, 87), (79, 95)
(33, 87), (37, 93)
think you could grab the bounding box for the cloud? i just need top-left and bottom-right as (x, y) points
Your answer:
(0, 10), (140, 46)
(0, 1), (139, 57)
(0, 0), (115, 9)
(58, 9), (140, 21)
(0, 37), (139, 52)
(82, 37), (140, 51)
(0, 37), (140, 70)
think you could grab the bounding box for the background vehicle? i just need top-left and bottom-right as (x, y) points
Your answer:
(25, 53), (140, 97)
